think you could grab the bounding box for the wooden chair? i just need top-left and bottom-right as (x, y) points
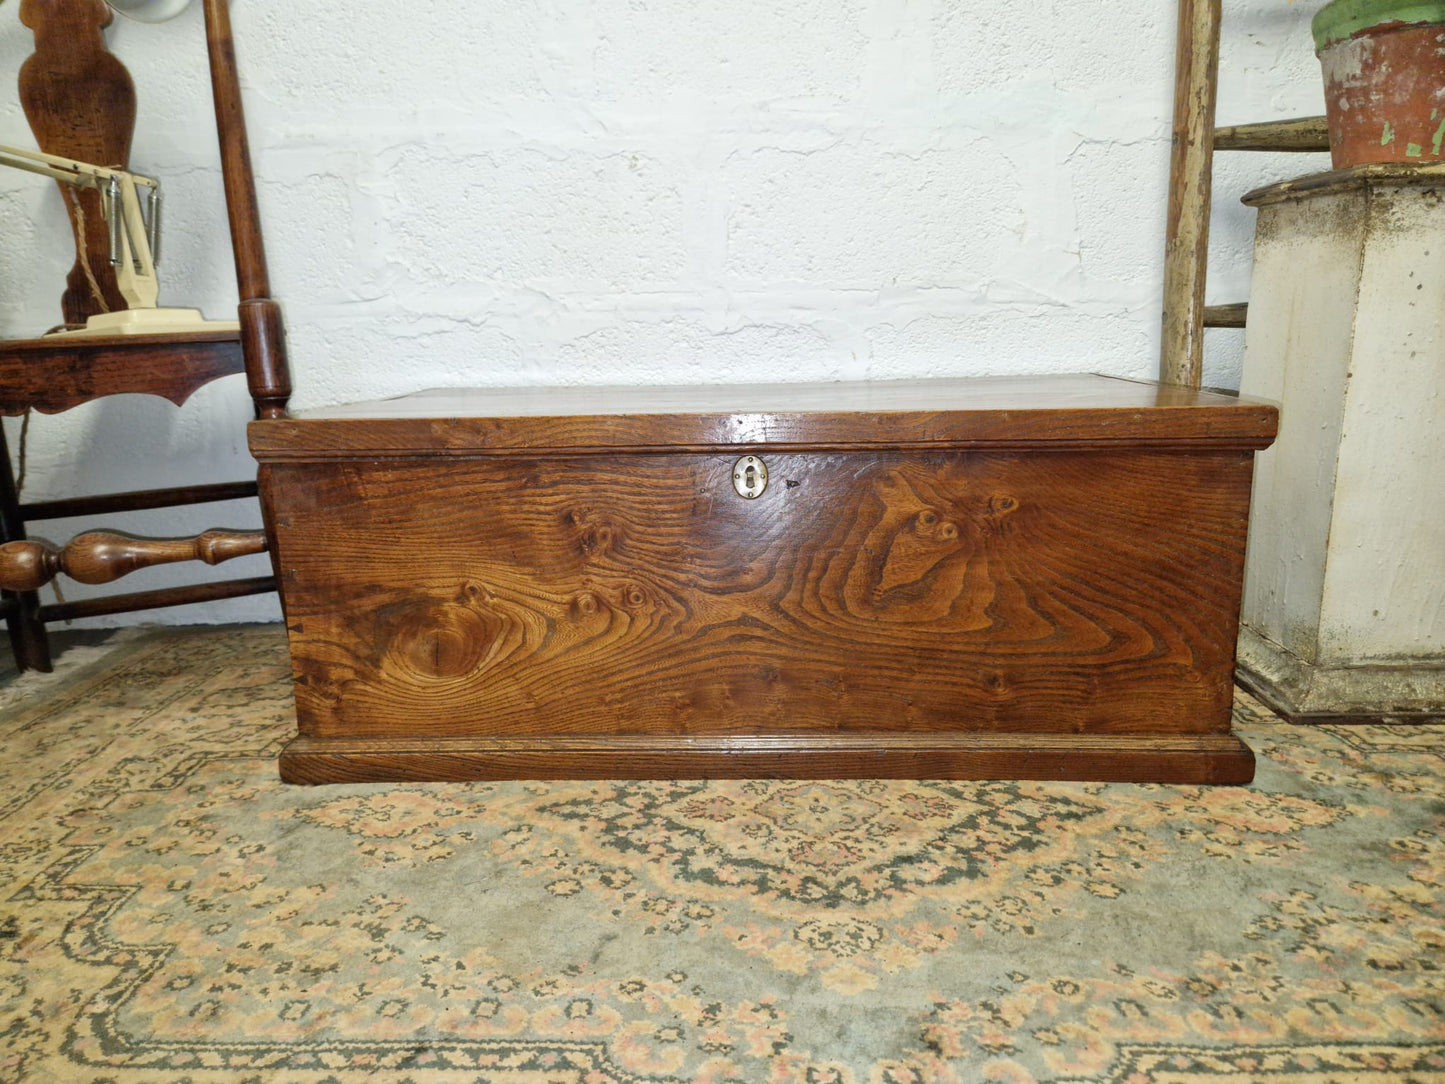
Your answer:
(0, 0), (286, 671)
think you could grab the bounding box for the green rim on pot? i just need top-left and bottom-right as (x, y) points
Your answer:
(1312, 0), (1445, 51)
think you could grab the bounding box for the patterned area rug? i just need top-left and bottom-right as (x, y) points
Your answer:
(1, 626), (1441, 1083)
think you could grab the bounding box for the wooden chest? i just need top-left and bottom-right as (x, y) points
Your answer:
(249, 374), (1277, 785)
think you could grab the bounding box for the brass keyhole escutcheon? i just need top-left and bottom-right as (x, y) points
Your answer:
(732, 455), (768, 499)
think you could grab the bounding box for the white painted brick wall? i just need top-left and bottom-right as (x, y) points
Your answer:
(0, 0), (1327, 626)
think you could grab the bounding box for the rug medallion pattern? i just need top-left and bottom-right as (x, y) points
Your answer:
(0, 627), (1440, 1082)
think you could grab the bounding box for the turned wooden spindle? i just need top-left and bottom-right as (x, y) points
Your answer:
(0, 529), (268, 592)
(203, 0), (291, 419)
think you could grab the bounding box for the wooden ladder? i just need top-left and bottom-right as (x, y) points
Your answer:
(1161, 0), (1330, 388)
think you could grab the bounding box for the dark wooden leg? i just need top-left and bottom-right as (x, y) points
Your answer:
(0, 424), (52, 673)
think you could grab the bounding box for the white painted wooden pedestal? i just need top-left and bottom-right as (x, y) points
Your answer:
(1237, 163), (1445, 720)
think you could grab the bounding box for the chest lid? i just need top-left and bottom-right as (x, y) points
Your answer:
(249, 373), (1277, 460)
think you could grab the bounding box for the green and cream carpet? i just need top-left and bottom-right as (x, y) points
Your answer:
(0, 626), (1440, 1083)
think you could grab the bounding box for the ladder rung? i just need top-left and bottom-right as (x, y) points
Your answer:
(1213, 116), (1330, 152)
(21, 480), (259, 521)
(36, 576), (276, 623)
(1203, 303), (1248, 328)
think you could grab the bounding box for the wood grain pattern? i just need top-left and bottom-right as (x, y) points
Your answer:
(0, 330), (243, 415)
(1160, 0), (1221, 389)
(17, 0), (133, 325)
(270, 448), (1257, 749)
(250, 375), (1278, 459)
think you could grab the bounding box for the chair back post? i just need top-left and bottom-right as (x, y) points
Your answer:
(201, 0), (290, 419)
(17, 0), (136, 325)
(1160, 0), (1221, 390)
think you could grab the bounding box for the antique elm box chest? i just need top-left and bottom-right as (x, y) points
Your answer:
(248, 373), (1278, 785)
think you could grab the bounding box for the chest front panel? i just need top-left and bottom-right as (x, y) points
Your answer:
(268, 447), (1254, 741)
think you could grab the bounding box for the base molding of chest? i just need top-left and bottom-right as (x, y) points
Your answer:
(278, 731), (1256, 785)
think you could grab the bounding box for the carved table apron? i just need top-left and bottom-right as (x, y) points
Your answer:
(249, 374), (1278, 785)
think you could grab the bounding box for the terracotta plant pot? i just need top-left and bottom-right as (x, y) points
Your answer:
(1314, 0), (1445, 167)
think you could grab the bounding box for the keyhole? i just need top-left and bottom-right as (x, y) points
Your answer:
(731, 455), (768, 499)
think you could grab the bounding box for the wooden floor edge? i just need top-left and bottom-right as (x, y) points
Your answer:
(278, 733), (1256, 786)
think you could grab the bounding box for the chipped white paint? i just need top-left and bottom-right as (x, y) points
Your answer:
(1238, 169), (1445, 715)
(0, 0), (1326, 625)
